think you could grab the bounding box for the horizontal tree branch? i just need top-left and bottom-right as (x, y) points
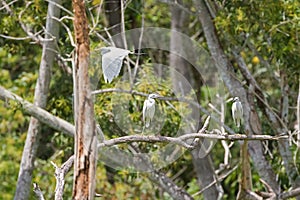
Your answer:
(281, 187), (300, 199)
(0, 86), (74, 136)
(0, 86), (288, 149)
(98, 132), (288, 149)
(92, 88), (237, 135)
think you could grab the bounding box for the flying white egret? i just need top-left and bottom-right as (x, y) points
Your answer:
(143, 93), (160, 128)
(100, 47), (131, 83)
(231, 97), (243, 128)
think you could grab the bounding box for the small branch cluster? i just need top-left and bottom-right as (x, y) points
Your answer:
(51, 155), (74, 200)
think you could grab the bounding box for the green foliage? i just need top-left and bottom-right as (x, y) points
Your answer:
(0, 0), (299, 199)
(215, 0), (300, 84)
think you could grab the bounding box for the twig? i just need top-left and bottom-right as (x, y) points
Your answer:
(219, 95), (232, 166)
(0, 0), (18, 11)
(192, 164), (239, 197)
(259, 178), (275, 197)
(0, 34), (31, 40)
(52, 16), (75, 47)
(120, 0), (133, 87)
(92, 88), (147, 96)
(89, 0), (103, 34)
(99, 134), (194, 149)
(33, 183), (45, 200)
(104, 27), (115, 46)
(133, 10), (145, 80)
(45, 0), (73, 16)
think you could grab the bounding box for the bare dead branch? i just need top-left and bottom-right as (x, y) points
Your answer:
(52, 16), (76, 47)
(0, 0), (18, 11)
(0, 86), (74, 136)
(33, 183), (45, 200)
(92, 87), (237, 135)
(192, 164), (239, 197)
(45, 0), (73, 16)
(0, 85), (289, 147)
(259, 178), (275, 195)
(280, 187), (300, 199)
(92, 87), (147, 96)
(200, 116), (211, 133)
(0, 33), (31, 40)
(133, 12), (145, 80)
(51, 155), (74, 200)
(1, 1), (48, 44)
(98, 132), (288, 149)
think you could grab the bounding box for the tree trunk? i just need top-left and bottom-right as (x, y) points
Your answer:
(104, 0), (123, 47)
(14, 1), (61, 199)
(194, 0), (280, 195)
(170, 2), (220, 199)
(149, 170), (193, 200)
(191, 147), (220, 200)
(72, 0), (97, 199)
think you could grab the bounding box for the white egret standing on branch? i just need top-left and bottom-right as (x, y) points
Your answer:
(143, 93), (160, 128)
(231, 97), (243, 128)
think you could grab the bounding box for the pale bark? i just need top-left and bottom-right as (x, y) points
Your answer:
(52, 155), (74, 200)
(72, 0), (97, 199)
(170, 2), (220, 199)
(149, 170), (193, 200)
(104, 0), (123, 47)
(14, 1), (61, 199)
(33, 183), (45, 200)
(0, 86), (74, 136)
(194, 0), (280, 195)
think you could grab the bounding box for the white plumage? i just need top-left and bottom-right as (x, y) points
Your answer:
(143, 93), (159, 128)
(100, 47), (131, 83)
(232, 97), (243, 128)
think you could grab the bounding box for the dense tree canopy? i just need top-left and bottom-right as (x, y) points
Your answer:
(0, 0), (299, 199)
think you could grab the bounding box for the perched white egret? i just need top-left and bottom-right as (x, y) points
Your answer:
(232, 97), (243, 128)
(143, 93), (160, 128)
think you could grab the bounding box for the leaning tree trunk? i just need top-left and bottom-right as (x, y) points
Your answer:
(194, 0), (280, 197)
(170, 1), (220, 199)
(104, 0), (123, 48)
(14, 1), (61, 199)
(72, 0), (97, 199)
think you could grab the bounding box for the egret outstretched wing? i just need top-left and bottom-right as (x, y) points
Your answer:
(100, 47), (131, 83)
